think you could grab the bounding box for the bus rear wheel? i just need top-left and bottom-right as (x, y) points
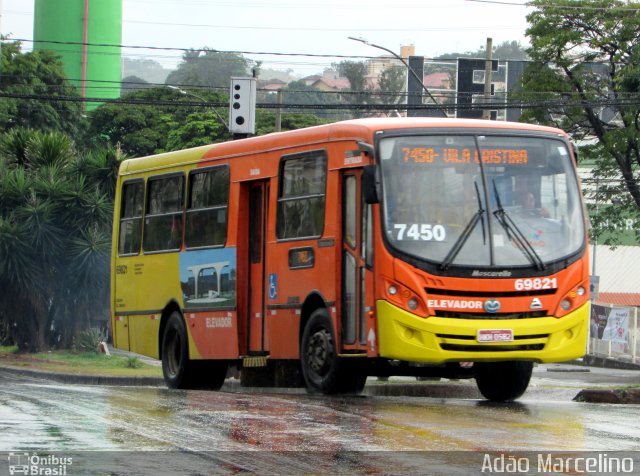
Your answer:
(474, 361), (533, 402)
(300, 309), (366, 395)
(162, 311), (227, 390)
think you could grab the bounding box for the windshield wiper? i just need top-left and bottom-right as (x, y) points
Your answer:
(492, 180), (546, 271)
(440, 182), (486, 271)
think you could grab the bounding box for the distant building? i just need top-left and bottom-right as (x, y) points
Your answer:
(422, 72), (452, 90)
(366, 45), (415, 78)
(260, 78), (288, 92)
(301, 71), (351, 91)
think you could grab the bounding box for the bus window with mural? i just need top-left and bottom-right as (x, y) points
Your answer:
(111, 118), (590, 402)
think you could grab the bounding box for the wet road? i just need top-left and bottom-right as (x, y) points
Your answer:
(0, 366), (639, 474)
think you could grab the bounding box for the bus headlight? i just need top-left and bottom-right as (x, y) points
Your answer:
(556, 280), (589, 317)
(383, 278), (426, 317)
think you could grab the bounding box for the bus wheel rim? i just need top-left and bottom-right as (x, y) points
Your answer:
(167, 330), (181, 376)
(307, 329), (332, 375)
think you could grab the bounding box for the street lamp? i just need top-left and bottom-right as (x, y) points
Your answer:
(167, 85), (229, 130)
(348, 36), (447, 118)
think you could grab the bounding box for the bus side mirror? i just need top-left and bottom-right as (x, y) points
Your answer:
(363, 165), (379, 204)
(571, 142), (578, 165)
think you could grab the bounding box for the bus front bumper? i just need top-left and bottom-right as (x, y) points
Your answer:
(376, 300), (589, 363)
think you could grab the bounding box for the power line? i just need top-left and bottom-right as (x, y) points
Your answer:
(5, 90), (640, 112)
(12, 38), (378, 61)
(465, 0), (640, 10)
(9, 37), (530, 64)
(8, 70), (640, 101)
(5, 62), (640, 105)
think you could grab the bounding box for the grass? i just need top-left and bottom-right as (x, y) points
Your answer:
(0, 347), (162, 377)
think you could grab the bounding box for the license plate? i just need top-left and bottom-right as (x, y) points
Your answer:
(477, 329), (514, 343)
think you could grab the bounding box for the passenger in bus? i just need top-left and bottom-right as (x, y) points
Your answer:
(519, 191), (550, 218)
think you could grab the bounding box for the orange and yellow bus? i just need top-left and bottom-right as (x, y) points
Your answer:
(110, 118), (589, 401)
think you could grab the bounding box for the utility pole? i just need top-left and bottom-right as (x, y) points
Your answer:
(482, 37), (493, 120)
(275, 90), (282, 132)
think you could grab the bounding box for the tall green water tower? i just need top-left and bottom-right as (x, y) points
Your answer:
(34, 0), (122, 109)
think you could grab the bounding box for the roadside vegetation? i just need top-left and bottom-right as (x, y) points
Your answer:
(0, 346), (161, 377)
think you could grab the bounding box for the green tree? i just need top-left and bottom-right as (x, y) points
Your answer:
(521, 0), (640, 244)
(86, 87), (231, 156)
(122, 57), (171, 84)
(0, 40), (85, 135)
(0, 129), (122, 351)
(435, 40), (529, 60)
(121, 75), (154, 93)
(335, 61), (371, 117)
(378, 65), (407, 107)
(166, 111), (229, 151)
(254, 110), (328, 136)
(165, 48), (252, 88)
(493, 40), (529, 60)
(268, 81), (346, 121)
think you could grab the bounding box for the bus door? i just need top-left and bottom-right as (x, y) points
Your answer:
(248, 181), (269, 353)
(341, 171), (376, 354)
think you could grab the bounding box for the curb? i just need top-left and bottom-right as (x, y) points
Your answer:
(581, 356), (640, 371)
(574, 388), (640, 404)
(0, 365), (164, 386)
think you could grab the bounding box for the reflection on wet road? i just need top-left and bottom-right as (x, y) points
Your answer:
(1, 369), (639, 474)
(1, 370), (639, 453)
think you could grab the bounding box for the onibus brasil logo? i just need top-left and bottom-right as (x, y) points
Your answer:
(8, 452), (73, 475)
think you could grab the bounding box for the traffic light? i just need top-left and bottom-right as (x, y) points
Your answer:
(229, 77), (256, 135)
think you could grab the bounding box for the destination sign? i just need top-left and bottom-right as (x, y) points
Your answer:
(402, 147), (529, 165)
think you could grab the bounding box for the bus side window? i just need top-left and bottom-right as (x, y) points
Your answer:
(118, 180), (144, 256)
(143, 174), (184, 253)
(363, 203), (373, 268)
(344, 175), (357, 249)
(185, 166), (230, 249)
(276, 151), (327, 240)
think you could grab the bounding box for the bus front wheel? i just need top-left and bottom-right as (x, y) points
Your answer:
(474, 361), (533, 402)
(301, 309), (365, 394)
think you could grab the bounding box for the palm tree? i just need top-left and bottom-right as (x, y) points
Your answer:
(0, 129), (121, 351)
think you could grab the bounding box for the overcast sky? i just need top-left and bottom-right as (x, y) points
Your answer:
(1, 0), (533, 75)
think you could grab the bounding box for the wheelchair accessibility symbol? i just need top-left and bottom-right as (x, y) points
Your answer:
(268, 273), (277, 299)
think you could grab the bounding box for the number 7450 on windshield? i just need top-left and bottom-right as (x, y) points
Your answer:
(393, 223), (447, 241)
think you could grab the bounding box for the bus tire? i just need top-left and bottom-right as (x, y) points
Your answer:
(161, 311), (197, 389)
(474, 361), (533, 402)
(301, 308), (351, 394)
(162, 312), (228, 390)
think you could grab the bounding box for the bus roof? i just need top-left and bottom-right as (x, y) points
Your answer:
(119, 118), (567, 175)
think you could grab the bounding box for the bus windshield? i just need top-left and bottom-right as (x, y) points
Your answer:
(378, 133), (585, 269)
